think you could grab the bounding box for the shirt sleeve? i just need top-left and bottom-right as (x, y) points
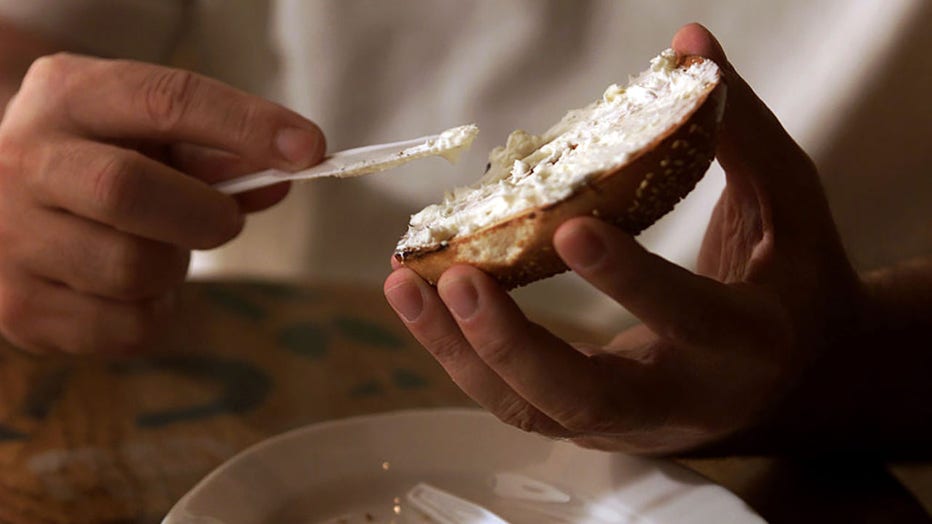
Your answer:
(0, 0), (188, 61)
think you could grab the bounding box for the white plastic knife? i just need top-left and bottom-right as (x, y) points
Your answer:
(214, 124), (478, 195)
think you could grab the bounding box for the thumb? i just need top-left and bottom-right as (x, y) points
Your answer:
(672, 23), (828, 233)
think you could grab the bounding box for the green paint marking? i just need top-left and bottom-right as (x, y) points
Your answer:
(22, 367), (70, 419)
(333, 316), (404, 350)
(278, 322), (329, 359)
(349, 380), (384, 398)
(392, 369), (428, 389)
(110, 355), (271, 428)
(0, 424), (26, 441)
(204, 285), (267, 321)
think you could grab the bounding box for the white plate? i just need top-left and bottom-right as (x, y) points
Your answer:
(163, 409), (764, 524)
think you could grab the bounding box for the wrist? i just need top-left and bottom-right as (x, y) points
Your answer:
(859, 256), (932, 334)
(693, 256), (932, 458)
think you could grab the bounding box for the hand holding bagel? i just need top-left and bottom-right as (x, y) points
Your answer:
(384, 24), (868, 453)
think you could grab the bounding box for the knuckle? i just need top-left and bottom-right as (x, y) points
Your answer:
(91, 152), (140, 221)
(140, 68), (199, 132)
(557, 395), (619, 434)
(495, 397), (549, 434)
(475, 335), (520, 368)
(229, 100), (264, 147)
(20, 53), (75, 95)
(423, 331), (468, 365)
(28, 139), (72, 194)
(104, 239), (155, 300)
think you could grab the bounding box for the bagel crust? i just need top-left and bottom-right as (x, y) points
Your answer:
(395, 55), (725, 289)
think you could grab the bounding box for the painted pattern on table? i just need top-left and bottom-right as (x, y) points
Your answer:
(0, 282), (434, 443)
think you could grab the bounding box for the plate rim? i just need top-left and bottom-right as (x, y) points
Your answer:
(164, 407), (762, 523)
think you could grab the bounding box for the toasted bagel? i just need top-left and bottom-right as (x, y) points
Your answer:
(395, 50), (725, 289)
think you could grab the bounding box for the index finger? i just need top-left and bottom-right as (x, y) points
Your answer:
(36, 54), (325, 172)
(436, 265), (663, 433)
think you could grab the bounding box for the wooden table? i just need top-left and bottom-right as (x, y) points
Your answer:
(0, 280), (928, 523)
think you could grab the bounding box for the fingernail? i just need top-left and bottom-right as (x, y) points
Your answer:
(275, 127), (322, 166)
(562, 225), (606, 270)
(385, 280), (423, 322)
(440, 277), (479, 320)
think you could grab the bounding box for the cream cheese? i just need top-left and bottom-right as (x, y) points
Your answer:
(397, 49), (720, 253)
(330, 123), (479, 178)
(431, 124), (481, 163)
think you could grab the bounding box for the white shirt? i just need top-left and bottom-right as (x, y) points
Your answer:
(2, 0), (929, 331)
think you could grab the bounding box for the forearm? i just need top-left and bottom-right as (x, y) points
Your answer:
(848, 255), (932, 451)
(864, 255), (932, 333)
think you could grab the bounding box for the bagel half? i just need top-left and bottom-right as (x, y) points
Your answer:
(394, 50), (726, 289)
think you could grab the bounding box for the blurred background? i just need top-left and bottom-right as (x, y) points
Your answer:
(2, 0), (929, 332)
